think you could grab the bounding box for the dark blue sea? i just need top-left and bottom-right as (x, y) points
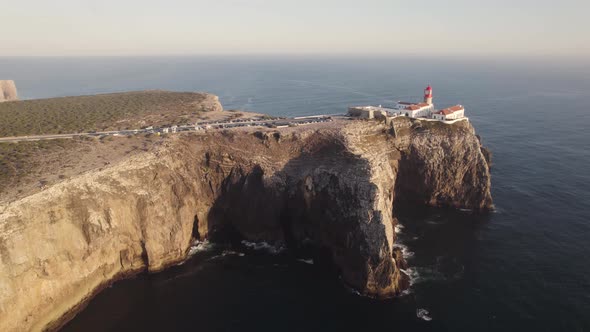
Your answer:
(2, 56), (589, 331)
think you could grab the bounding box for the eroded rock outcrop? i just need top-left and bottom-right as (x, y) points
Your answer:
(394, 121), (493, 210)
(198, 94), (223, 112)
(0, 118), (491, 331)
(0, 80), (18, 102)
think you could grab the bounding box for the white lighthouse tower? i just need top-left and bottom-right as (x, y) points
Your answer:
(424, 85), (433, 105)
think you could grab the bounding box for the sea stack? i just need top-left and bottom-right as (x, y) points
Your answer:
(0, 80), (18, 102)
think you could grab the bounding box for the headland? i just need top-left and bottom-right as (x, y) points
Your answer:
(0, 89), (492, 331)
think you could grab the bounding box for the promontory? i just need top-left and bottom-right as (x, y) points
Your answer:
(0, 91), (492, 331)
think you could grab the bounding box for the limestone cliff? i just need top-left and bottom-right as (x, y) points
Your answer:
(198, 93), (223, 112)
(0, 118), (492, 331)
(0, 80), (18, 102)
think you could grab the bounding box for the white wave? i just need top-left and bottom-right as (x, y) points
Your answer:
(188, 240), (215, 256)
(206, 254), (223, 261)
(394, 223), (405, 234)
(176, 240), (218, 266)
(297, 258), (314, 265)
(394, 243), (415, 259)
(241, 240), (285, 254)
(416, 308), (432, 321)
(401, 267), (420, 286)
(219, 251), (245, 257)
(400, 288), (413, 296)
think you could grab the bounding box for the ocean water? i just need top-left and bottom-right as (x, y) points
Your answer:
(2, 56), (589, 331)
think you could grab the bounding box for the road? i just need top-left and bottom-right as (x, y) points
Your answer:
(0, 115), (341, 143)
(0, 130), (130, 143)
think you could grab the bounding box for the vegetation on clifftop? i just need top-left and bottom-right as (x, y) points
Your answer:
(0, 135), (159, 202)
(0, 140), (78, 192)
(0, 91), (210, 136)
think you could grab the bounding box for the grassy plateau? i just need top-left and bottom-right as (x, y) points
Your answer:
(0, 90), (211, 137)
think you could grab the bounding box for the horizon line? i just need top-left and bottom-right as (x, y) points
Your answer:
(1, 53), (589, 60)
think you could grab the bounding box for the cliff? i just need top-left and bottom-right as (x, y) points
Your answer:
(0, 118), (492, 331)
(0, 80), (18, 102)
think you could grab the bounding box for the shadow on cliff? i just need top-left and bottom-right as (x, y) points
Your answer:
(201, 133), (404, 296)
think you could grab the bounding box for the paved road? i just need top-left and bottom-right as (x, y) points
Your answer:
(0, 130), (127, 142)
(0, 115), (339, 143)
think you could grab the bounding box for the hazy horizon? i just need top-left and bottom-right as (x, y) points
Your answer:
(2, 0), (589, 57)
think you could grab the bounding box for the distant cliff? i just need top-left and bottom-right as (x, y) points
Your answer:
(0, 80), (18, 102)
(0, 117), (492, 331)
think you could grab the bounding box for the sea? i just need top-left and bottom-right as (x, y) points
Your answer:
(2, 56), (589, 331)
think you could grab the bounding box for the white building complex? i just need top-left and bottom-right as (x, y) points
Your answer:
(394, 102), (434, 118)
(432, 105), (465, 121)
(348, 85), (467, 123)
(347, 105), (394, 119)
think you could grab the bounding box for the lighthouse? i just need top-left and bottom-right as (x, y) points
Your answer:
(424, 85), (433, 105)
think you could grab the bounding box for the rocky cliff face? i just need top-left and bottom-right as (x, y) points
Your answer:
(394, 120), (493, 210)
(0, 118), (492, 331)
(0, 80), (18, 102)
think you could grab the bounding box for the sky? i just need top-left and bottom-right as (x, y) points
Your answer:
(1, 0), (589, 57)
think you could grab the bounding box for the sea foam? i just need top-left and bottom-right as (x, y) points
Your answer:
(241, 240), (285, 254)
(188, 240), (215, 256)
(401, 267), (420, 286)
(394, 243), (415, 259)
(416, 308), (432, 321)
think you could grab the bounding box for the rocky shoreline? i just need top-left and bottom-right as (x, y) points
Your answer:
(0, 115), (491, 331)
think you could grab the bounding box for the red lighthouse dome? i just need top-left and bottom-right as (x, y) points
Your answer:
(424, 85), (433, 105)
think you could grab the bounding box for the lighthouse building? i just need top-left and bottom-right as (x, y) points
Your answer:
(432, 105), (465, 120)
(394, 85), (435, 118)
(348, 84), (467, 122)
